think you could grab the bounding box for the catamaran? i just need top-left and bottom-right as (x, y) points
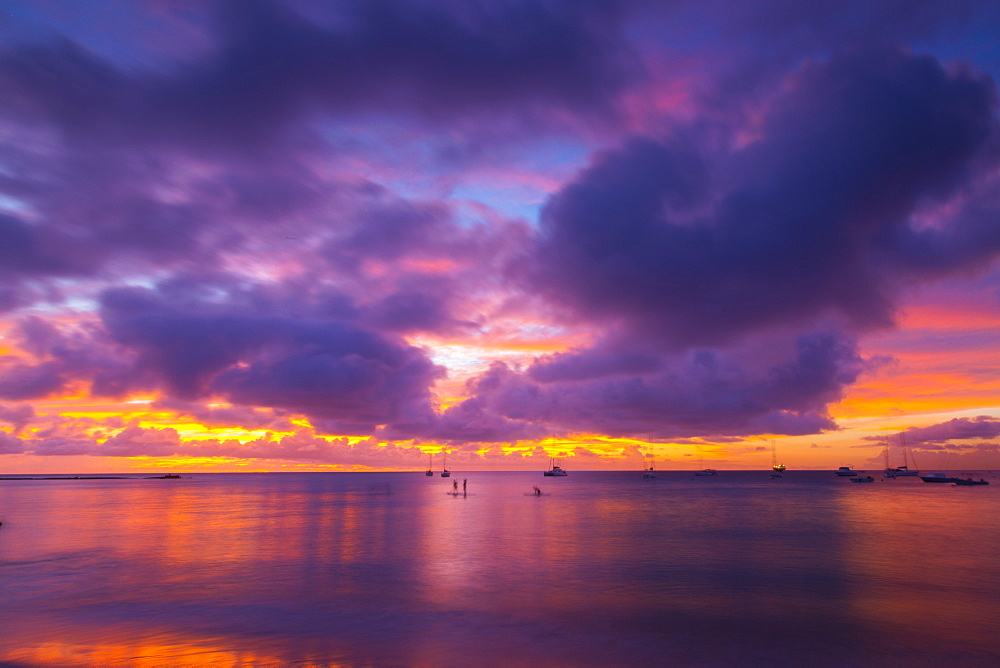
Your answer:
(543, 458), (568, 476)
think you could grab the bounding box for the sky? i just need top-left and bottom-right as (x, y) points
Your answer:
(0, 0), (998, 473)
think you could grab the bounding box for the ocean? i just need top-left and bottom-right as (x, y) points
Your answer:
(1, 470), (999, 666)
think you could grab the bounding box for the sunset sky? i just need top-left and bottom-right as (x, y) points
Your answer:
(0, 0), (998, 473)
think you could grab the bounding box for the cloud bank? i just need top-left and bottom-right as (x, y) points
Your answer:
(0, 1), (998, 466)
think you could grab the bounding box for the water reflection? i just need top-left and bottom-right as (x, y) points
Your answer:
(1, 472), (998, 665)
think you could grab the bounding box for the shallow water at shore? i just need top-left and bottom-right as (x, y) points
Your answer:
(2, 470), (999, 666)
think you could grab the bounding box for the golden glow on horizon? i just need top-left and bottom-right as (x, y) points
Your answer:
(2, 291), (997, 473)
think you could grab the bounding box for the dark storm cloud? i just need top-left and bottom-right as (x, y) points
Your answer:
(0, 0), (636, 153)
(384, 394), (551, 445)
(364, 289), (465, 335)
(445, 330), (865, 439)
(99, 285), (443, 432)
(0, 214), (54, 276)
(0, 138), (259, 308)
(0, 0), (617, 317)
(532, 48), (999, 348)
(0, 2), (996, 453)
(322, 198), (452, 270)
(476, 46), (1000, 440)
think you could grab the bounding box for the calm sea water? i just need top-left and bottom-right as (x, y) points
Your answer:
(1, 470), (999, 667)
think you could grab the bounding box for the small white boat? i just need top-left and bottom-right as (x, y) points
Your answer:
(441, 452), (451, 478)
(425, 453), (433, 477)
(694, 469), (717, 476)
(850, 475), (875, 483)
(835, 466), (859, 476)
(642, 462), (656, 479)
(543, 458), (568, 476)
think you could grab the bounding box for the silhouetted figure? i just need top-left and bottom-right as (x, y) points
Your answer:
(533, 486), (541, 496)
(453, 480), (458, 493)
(462, 479), (467, 496)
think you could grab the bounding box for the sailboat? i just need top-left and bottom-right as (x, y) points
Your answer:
(770, 440), (786, 477)
(642, 459), (656, 479)
(882, 436), (897, 478)
(886, 433), (919, 477)
(694, 453), (716, 476)
(425, 453), (434, 477)
(543, 458), (568, 476)
(440, 452), (451, 478)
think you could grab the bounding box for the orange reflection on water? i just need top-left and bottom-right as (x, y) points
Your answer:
(4, 635), (297, 667)
(4, 473), (999, 665)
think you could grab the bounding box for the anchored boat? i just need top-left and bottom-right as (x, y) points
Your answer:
(543, 458), (568, 476)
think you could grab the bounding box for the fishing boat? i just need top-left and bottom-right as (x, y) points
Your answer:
(425, 453), (433, 477)
(835, 466), (859, 476)
(694, 468), (717, 476)
(440, 452), (451, 478)
(920, 472), (959, 483)
(543, 458), (568, 476)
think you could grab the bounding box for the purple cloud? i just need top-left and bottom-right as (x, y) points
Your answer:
(0, 0), (636, 155)
(444, 329), (865, 440)
(0, 432), (26, 454)
(0, 315), (146, 400)
(152, 399), (295, 432)
(531, 48), (999, 349)
(904, 416), (1000, 445)
(99, 424), (181, 458)
(97, 285), (444, 432)
(0, 2), (998, 460)
(0, 402), (33, 433)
